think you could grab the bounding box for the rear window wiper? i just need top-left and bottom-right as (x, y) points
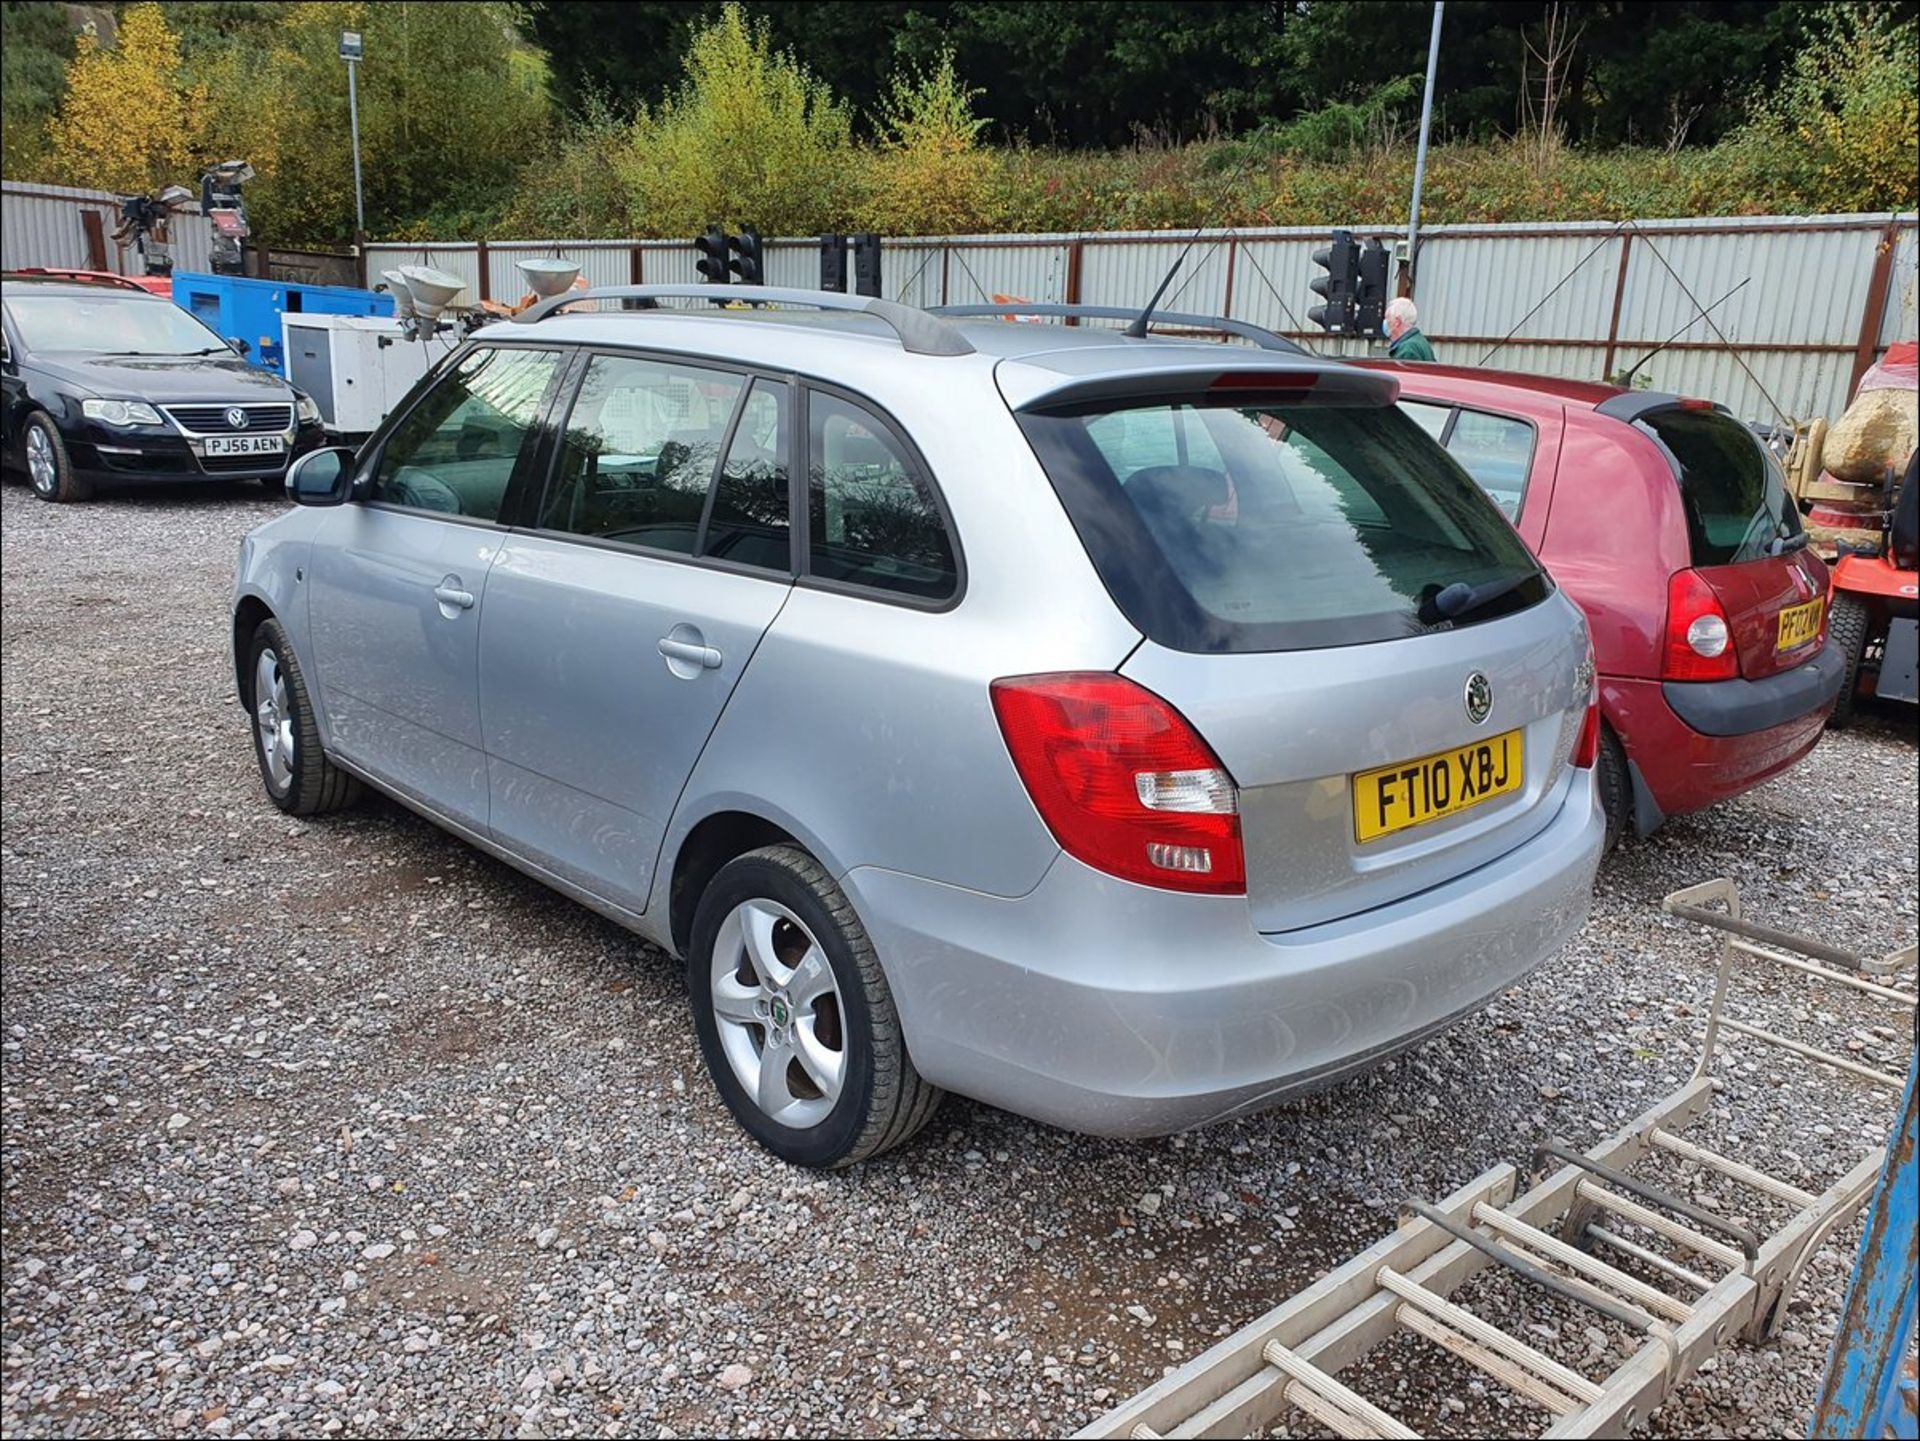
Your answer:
(1768, 529), (1808, 555)
(1419, 573), (1537, 626)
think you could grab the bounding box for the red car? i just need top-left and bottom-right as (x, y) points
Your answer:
(1360, 362), (1843, 846)
(8, 266), (173, 298)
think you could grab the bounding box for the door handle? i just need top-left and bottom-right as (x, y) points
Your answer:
(658, 637), (723, 670)
(432, 583), (475, 610)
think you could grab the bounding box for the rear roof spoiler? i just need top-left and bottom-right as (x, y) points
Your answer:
(1001, 359), (1399, 413)
(1593, 391), (1727, 423)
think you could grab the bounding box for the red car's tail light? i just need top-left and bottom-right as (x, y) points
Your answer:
(1571, 699), (1600, 769)
(1662, 569), (1738, 681)
(990, 673), (1245, 895)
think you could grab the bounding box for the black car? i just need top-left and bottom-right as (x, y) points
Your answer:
(1, 273), (325, 502)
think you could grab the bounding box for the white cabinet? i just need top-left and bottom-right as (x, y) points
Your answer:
(282, 315), (440, 438)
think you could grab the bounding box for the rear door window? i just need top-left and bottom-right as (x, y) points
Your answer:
(703, 380), (791, 572)
(805, 391), (958, 602)
(1637, 408), (1801, 565)
(1019, 396), (1550, 653)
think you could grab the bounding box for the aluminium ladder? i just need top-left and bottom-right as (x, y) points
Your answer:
(1082, 879), (1918, 1441)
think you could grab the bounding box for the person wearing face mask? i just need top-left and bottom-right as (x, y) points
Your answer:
(1383, 296), (1436, 361)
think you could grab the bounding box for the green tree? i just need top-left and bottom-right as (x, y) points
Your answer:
(190, 0), (551, 240)
(617, 3), (854, 236)
(858, 49), (997, 234)
(1729, 0), (1919, 212)
(46, 3), (203, 192)
(2, 1), (78, 180)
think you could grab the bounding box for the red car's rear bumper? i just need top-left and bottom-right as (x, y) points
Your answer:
(1603, 649), (1842, 826)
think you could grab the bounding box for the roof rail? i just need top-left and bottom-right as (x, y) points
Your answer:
(928, 303), (1309, 356)
(509, 284), (975, 357)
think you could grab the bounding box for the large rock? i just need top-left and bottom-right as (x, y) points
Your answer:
(1825, 385), (1918, 483)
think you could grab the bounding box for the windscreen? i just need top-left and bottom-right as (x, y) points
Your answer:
(5, 292), (228, 356)
(1638, 408), (1803, 566)
(1019, 395), (1550, 653)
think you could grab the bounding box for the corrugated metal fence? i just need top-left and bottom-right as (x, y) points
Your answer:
(364, 212), (1917, 425)
(2, 179), (216, 278)
(8, 181), (1908, 424)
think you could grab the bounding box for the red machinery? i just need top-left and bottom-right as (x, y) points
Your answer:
(1828, 450), (1918, 726)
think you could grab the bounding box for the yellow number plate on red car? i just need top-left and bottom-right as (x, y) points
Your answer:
(1353, 730), (1523, 843)
(1777, 597), (1823, 652)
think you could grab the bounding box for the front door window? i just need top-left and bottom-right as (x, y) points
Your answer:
(371, 347), (561, 520)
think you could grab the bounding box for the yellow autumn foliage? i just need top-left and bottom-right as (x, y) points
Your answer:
(856, 51), (999, 237)
(46, 4), (203, 193)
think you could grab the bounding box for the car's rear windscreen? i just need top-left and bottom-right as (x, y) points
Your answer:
(1018, 394), (1551, 653)
(1636, 407), (1803, 566)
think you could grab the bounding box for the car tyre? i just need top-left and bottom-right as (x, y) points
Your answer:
(246, 618), (362, 815)
(23, 413), (91, 502)
(688, 844), (942, 1167)
(1595, 723), (1632, 854)
(1826, 593), (1870, 730)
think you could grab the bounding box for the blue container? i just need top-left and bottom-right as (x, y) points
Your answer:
(169, 270), (393, 377)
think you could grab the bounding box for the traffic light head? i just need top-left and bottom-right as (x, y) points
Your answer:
(851, 232), (882, 298)
(1354, 238), (1391, 337)
(1309, 229), (1359, 333)
(694, 225), (730, 284)
(819, 233), (848, 292)
(730, 226), (764, 286)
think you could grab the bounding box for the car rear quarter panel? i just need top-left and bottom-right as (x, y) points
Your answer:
(653, 372), (1142, 913)
(1539, 417), (1690, 682)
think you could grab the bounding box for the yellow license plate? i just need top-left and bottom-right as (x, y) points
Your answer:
(1353, 730), (1524, 843)
(1777, 597), (1823, 652)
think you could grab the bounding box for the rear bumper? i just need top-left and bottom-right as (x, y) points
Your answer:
(1606, 661), (1837, 820)
(843, 771), (1603, 1138)
(1660, 644), (1844, 736)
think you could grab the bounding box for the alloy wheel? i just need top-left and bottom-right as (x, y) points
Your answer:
(25, 427), (56, 496)
(253, 647), (295, 791)
(709, 898), (848, 1129)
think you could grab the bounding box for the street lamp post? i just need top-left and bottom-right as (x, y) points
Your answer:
(1405, 1), (1444, 295)
(340, 30), (366, 236)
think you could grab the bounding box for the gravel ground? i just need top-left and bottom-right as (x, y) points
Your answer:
(2, 480), (1915, 1441)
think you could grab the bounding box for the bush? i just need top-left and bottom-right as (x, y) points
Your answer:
(427, 2), (1919, 242)
(1723, 2), (1919, 214)
(1243, 75), (1426, 166)
(499, 91), (631, 239)
(855, 51), (998, 237)
(616, 3), (853, 238)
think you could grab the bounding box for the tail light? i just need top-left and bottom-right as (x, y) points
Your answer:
(990, 673), (1245, 895)
(1571, 699), (1600, 768)
(1662, 569), (1737, 681)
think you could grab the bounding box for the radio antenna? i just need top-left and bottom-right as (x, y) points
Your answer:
(1125, 147), (1263, 339)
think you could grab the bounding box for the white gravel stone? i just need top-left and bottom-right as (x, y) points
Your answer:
(0, 483), (1911, 1441)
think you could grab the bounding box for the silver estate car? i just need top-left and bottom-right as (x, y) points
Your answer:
(232, 286), (1605, 1167)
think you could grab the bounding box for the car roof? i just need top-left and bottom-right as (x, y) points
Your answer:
(2, 272), (170, 300)
(504, 306), (1379, 407)
(1353, 357), (1627, 409)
